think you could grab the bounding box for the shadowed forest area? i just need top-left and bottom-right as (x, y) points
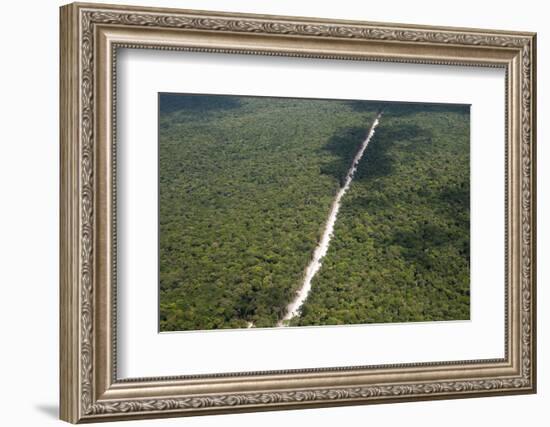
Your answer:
(291, 103), (470, 326)
(158, 93), (470, 331)
(158, 94), (380, 330)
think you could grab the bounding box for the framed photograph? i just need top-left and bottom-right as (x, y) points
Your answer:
(60, 2), (537, 423)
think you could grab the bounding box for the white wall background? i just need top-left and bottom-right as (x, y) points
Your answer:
(0, 0), (545, 426)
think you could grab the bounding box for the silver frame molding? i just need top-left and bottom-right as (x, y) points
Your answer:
(60, 2), (537, 423)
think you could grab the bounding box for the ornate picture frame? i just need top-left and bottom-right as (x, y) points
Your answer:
(60, 2), (536, 423)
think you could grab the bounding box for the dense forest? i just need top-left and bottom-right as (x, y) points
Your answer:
(159, 94), (379, 331)
(291, 103), (470, 326)
(158, 93), (470, 331)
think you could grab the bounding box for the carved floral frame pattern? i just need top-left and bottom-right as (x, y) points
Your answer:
(60, 2), (536, 423)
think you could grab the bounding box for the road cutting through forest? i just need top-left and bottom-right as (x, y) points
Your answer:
(276, 112), (383, 327)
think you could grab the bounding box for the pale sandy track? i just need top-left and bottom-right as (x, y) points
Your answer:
(277, 113), (382, 327)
